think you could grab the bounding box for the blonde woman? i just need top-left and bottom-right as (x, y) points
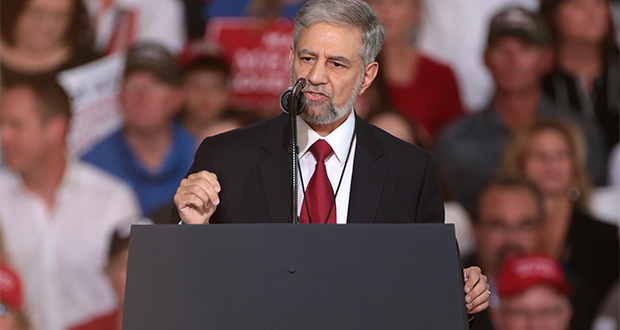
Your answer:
(500, 117), (619, 328)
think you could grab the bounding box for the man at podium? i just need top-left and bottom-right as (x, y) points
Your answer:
(171, 0), (490, 318)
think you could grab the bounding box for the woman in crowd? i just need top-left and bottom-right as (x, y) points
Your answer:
(0, 0), (98, 84)
(541, 0), (619, 152)
(365, 0), (464, 142)
(500, 117), (619, 329)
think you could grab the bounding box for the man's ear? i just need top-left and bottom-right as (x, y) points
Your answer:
(289, 46), (295, 72)
(538, 46), (555, 74)
(358, 62), (379, 95)
(167, 87), (185, 117)
(45, 116), (69, 146)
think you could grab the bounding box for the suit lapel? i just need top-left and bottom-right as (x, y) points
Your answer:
(259, 114), (293, 223)
(347, 116), (386, 223)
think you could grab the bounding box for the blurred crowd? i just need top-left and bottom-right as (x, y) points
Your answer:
(0, 0), (618, 329)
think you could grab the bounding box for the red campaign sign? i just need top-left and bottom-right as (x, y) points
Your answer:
(207, 18), (294, 112)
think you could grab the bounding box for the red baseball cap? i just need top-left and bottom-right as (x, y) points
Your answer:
(0, 264), (24, 312)
(496, 254), (573, 298)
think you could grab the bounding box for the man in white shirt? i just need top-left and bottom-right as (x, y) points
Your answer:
(172, 0), (491, 318)
(0, 80), (141, 330)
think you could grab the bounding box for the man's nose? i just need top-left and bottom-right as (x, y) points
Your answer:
(306, 62), (328, 86)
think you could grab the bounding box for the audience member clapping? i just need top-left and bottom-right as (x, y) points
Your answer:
(541, 0), (619, 152)
(365, 0), (464, 142)
(82, 42), (196, 217)
(83, 0), (186, 54)
(500, 117), (620, 329)
(0, 79), (141, 330)
(435, 6), (607, 211)
(0, 0), (99, 84)
(491, 254), (573, 330)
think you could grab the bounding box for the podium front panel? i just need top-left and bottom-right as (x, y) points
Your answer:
(123, 224), (468, 330)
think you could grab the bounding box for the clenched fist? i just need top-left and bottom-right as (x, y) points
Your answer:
(174, 171), (221, 224)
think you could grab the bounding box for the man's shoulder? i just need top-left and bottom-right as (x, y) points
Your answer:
(436, 108), (496, 145)
(70, 161), (136, 196)
(0, 169), (21, 194)
(418, 53), (458, 78)
(81, 129), (123, 163)
(172, 122), (197, 148)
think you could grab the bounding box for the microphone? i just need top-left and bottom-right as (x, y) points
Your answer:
(280, 78), (307, 115)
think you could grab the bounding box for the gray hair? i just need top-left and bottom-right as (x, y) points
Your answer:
(293, 0), (385, 66)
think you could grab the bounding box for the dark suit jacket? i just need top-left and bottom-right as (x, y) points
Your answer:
(170, 113), (445, 224)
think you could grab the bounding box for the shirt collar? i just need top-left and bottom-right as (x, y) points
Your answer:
(297, 110), (356, 165)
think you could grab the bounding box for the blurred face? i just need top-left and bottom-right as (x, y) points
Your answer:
(14, 0), (73, 51)
(555, 0), (611, 45)
(523, 130), (574, 197)
(120, 71), (182, 133)
(475, 187), (542, 276)
(369, 113), (416, 144)
(290, 23), (377, 126)
(0, 87), (53, 175)
(485, 37), (549, 94)
(184, 70), (230, 124)
(492, 285), (572, 330)
(366, 0), (421, 42)
(106, 249), (129, 305)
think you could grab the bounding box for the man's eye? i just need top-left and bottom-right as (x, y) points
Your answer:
(332, 62), (344, 68)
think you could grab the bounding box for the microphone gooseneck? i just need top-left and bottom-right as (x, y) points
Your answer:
(283, 78), (307, 224)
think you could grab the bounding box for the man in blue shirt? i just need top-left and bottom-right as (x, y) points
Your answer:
(83, 42), (195, 216)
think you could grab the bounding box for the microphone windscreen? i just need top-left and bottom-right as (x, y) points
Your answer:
(280, 87), (293, 114)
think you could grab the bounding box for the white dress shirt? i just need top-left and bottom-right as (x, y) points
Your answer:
(296, 110), (357, 224)
(0, 161), (141, 330)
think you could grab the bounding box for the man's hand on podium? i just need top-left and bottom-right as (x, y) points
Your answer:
(463, 266), (490, 315)
(174, 171), (221, 224)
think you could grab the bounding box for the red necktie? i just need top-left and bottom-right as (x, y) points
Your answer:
(300, 139), (336, 224)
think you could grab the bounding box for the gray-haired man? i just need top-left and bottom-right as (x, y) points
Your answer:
(172, 0), (490, 316)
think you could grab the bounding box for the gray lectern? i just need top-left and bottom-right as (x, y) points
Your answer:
(122, 224), (468, 330)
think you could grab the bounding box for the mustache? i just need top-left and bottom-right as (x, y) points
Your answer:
(302, 84), (334, 99)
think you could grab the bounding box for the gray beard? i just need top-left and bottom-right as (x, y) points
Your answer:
(291, 74), (363, 125)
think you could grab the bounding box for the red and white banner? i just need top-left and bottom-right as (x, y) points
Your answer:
(207, 18), (294, 113)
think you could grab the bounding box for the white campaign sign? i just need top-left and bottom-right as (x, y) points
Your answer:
(58, 51), (126, 158)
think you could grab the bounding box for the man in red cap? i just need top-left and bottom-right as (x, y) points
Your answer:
(491, 254), (573, 330)
(0, 264), (30, 330)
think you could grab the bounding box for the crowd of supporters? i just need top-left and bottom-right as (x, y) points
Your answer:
(0, 0), (618, 329)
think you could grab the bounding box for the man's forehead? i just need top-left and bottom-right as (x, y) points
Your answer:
(296, 23), (363, 60)
(479, 189), (539, 219)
